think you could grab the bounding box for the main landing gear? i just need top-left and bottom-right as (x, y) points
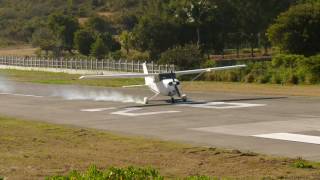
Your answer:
(170, 94), (187, 104)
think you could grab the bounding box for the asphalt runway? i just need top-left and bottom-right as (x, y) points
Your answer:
(1, 82), (320, 160)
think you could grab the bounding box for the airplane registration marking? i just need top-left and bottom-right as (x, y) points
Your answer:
(0, 92), (43, 98)
(111, 108), (180, 117)
(178, 102), (266, 109)
(81, 107), (116, 112)
(252, 133), (320, 145)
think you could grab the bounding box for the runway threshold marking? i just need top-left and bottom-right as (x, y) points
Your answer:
(252, 133), (320, 145)
(111, 108), (180, 117)
(81, 107), (116, 112)
(178, 102), (266, 109)
(0, 92), (43, 98)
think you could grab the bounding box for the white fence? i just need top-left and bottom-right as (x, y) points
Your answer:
(0, 56), (175, 73)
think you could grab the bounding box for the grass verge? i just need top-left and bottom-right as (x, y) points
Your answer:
(1, 116), (320, 179)
(0, 69), (320, 97)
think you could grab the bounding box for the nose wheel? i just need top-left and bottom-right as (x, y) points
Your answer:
(181, 94), (187, 102)
(143, 97), (149, 104)
(171, 97), (175, 103)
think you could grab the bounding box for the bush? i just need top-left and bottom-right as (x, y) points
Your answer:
(159, 44), (204, 69)
(46, 165), (164, 180)
(292, 159), (313, 169)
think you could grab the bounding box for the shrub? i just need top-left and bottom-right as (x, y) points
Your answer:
(159, 44), (204, 69)
(245, 73), (255, 83)
(292, 159), (313, 169)
(46, 165), (164, 180)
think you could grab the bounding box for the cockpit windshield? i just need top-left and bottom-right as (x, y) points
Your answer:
(159, 73), (176, 81)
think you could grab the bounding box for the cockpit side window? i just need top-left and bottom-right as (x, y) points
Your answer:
(159, 73), (176, 81)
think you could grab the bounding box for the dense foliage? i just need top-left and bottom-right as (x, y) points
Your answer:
(267, 2), (320, 56)
(46, 165), (216, 180)
(205, 54), (320, 84)
(0, 0), (319, 84)
(160, 44), (203, 69)
(47, 165), (164, 180)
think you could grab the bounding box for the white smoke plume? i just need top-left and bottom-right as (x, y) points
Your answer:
(51, 87), (144, 104)
(0, 76), (14, 93)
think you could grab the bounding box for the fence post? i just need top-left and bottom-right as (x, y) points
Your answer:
(131, 61), (134, 72)
(151, 61), (154, 73)
(118, 60), (121, 71)
(102, 59), (104, 70)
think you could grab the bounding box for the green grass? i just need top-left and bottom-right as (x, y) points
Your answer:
(0, 69), (320, 97)
(0, 69), (144, 87)
(1, 115), (320, 179)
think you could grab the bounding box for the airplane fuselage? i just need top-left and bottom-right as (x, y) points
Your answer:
(146, 78), (181, 97)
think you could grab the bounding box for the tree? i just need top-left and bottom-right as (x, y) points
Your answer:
(48, 13), (79, 53)
(85, 16), (114, 34)
(91, 37), (108, 59)
(119, 30), (133, 54)
(132, 15), (178, 59)
(159, 44), (203, 69)
(32, 27), (60, 55)
(267, 2), (320, 56)
(180, 0), (217, 48)
(74, 29), (95, 56)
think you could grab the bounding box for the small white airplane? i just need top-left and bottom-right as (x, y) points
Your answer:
(80, 63), (246, 104)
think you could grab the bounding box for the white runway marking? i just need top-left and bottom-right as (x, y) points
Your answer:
(111, 108), (180, 117)
(190, 119), (320, 136)
(0, 92), (43, 98)
(179, 102), (266, 109)
(81, 107), (116, 112)
(253, 133), (320, 145)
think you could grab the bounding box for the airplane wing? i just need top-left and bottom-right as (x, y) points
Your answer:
(175, 64), (246, 76)
(79, 73), (157, 79)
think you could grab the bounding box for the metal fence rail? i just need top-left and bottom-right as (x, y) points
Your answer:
(0, 56), (175, 73)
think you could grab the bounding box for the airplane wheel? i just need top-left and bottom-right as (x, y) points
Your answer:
(182, 94), (187, 102)
(143, 97), (149, 104)
(171, 97), (175, 104)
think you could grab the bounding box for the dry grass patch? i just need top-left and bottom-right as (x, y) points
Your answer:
(0, 116), (320, 179)
(0, 45), (38, 56)
(182, 81), (320, 97)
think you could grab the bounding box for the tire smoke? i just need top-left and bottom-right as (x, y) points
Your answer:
(51, 87), (144, 104)
(0, 76), (14, 93)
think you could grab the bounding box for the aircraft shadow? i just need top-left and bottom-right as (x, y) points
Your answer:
(125, 96), (288, 108)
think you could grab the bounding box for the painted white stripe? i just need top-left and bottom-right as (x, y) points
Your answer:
(111, 108), (180, 117)
(253, 133), (320, 145)
(178, 102), (266, 109)
(81, 107), (116, 112)
(0, 92), (43, 98)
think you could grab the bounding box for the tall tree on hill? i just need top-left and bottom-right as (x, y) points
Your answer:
(48, 13), (79, 54)
(181, 0), (217, 48)
(91, 36), (108, 59)
(74, 29), (95, 56)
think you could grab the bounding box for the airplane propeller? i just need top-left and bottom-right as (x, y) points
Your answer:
(170, 71), (181, 97)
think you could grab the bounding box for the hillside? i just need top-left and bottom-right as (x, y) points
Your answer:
(0, 0), (141, 46)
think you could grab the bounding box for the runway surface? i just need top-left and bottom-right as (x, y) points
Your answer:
(1, 82), (320, 160)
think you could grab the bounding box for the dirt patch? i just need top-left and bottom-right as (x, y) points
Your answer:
(0, 45), (38, 56)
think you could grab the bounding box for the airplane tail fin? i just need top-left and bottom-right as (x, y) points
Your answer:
(142, 62), (148, 74)
(142, 62), (153, 85)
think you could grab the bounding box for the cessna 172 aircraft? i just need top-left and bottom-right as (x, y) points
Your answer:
(80, 63), (246, 104)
